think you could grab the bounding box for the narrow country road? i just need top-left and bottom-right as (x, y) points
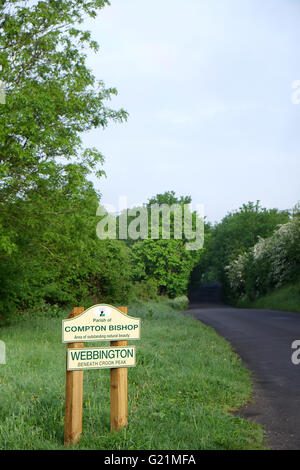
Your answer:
(185, 285), (300, 450)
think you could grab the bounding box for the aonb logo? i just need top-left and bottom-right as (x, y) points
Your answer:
(94, 306), (110, 318)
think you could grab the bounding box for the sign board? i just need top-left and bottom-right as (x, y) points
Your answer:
(62, 304), (141, 343)
(67, 346), (136, 371)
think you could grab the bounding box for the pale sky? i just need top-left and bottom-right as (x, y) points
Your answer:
(82, 0), (300, 222)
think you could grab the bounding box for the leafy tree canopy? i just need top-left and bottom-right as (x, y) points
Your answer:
(0, 0), (131, 319)
(0, 0), (127, 253)
(189, 201), (290, 295)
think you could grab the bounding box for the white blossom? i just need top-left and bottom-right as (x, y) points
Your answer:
(226, 218), (300, 297)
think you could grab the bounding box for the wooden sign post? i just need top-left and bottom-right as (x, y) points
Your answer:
(63, 304), (140, 446)
(110, 306), (128, 431)
(64, 306), (85, 446)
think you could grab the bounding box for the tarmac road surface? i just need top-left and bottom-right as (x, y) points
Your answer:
(186, 284), (300, 450)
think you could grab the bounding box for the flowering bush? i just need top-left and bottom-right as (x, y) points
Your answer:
(226, 217), (300, 300)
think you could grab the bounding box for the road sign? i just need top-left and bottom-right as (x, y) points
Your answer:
(62, 304), (140, 343)
(64, 305), (139, 446)
(67, 346), (136, 371)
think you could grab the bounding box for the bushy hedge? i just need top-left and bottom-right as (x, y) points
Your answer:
(226, 217), (300, 301)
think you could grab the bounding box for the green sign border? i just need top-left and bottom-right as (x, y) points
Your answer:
(67, 345), (136, 371)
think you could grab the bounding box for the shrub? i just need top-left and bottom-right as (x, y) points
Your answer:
(226, 217), (300, 301)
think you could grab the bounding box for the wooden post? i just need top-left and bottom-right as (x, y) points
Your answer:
(110, 306), (128, 431)
(64, 306), (85, 446)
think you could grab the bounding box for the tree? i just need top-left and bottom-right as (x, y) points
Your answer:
(0, 0), (130, 317)
(226, 217), (300, 301)
(132, 238), (196, 298)
(147, 191), (192, 207)
(190, 201), (290, 296)
(0, 0), (127, 255)
(130, 192), (203, 298)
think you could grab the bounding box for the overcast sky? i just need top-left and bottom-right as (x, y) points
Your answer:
(82, 0), (300, 223)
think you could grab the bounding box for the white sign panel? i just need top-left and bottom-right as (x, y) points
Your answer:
(62, 304), (141, 343)
(67, 346), (136, 371)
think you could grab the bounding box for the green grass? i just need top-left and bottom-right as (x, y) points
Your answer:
(236, 281), (300, 313)
(0, 299), (265, 450)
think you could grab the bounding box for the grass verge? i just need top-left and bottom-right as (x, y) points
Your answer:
(0, 298), (264, 450)
(236, 281), (300, 313)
